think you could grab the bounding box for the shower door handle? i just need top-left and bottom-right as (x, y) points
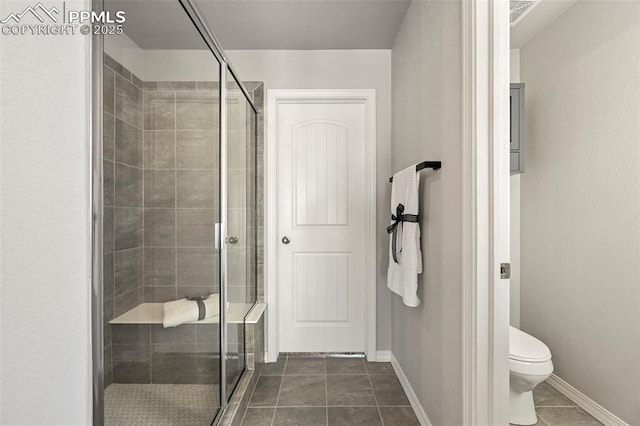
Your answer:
(215, 223), (221, 250)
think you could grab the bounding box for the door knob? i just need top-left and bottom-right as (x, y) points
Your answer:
(227, 236), (238, 245)
(281, 236), (290, 245)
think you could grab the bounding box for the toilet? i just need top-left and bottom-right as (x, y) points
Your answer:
(509, 326), (554, 425)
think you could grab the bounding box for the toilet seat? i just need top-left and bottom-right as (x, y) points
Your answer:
(509, 327), (551, 363)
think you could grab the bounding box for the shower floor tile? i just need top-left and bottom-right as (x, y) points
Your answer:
(105, 383), (219, 426)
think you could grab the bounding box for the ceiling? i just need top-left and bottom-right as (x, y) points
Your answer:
(510, 0), (579, 48)
(108, 0), (411, 50)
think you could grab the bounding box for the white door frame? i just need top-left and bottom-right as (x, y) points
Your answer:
(265, 89), (377, 363)
(461, 1), (511, 425)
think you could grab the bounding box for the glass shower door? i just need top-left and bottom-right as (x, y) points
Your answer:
(223, 67), (258, 397)
(101, 1), (224, 424)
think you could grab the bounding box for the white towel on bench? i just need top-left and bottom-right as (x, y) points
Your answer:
(162, 294), (220, 328)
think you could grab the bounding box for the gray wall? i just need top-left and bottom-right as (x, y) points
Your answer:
(0, 0), (92, 423)
(520, 1), (640, 423)
(390, 1), (463, 424)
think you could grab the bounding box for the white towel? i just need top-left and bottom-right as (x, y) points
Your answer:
(162, 294), (220, 328)
(387, 165), (422, 307)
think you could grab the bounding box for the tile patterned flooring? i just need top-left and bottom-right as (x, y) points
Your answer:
(527, 382), (602, 426)
(103, 359), (601, 426)
(104, 383), (218, 425)
(239, 354), (420, 426)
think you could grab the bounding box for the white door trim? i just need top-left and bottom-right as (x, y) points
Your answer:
(461, 1), (511, 425)
(266, 89), (377, 362)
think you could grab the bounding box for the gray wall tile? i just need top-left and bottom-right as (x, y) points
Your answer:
(103, 160), (115, 207)
(104, 347), (113, 388)
(112, 324), (150, 345)
(227, 246), (247, 290)
(177, 170), (217, 208)
(151, 324), (196, 344)
(104, 301), (114, 344)
(103, 66), (114, 115)
(228, 129), (247, 169)
(196, 324), (219, 344)
(112, 343), (150, 384)
(143, 286), (176, 303)
(144, 170), (176, 208)
(114, 288), (143, 317)
(177, 286), (218, 299)
(115, 74), (141, 128)
(176, 209), (217, 248)
(114, 248), (143, 299)
(114, 163), (143, 207)
(144, 92), (175, 130)
(103, 113), (115, 161)
(114, 208), (143, 250)
(142, 81), (157, 91)
(104, 54), (131, 80)
(177, 249), (218, 287)
(115, 119), (143, 167)
(104, 206), (114, 253)
(103, 252), (115, 302)
(105, 321), (112, 352)
(197, 81), (217, 91)
(176, 92), (217, 130)
(131, 73), (143, 89)
(144, 209), (176, 247)
(143, 248), (175, 287)
(144, 131), (175, 169)
(227, 169), (246, 209)
(227, 285), (247, 304)
(176, 130), (218, 169)
(158, 81), (196, 91)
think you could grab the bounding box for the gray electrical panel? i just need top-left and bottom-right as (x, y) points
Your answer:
(510, 83), (525, 174)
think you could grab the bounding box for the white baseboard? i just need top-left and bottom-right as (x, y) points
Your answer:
(546, 374), (629, 426)
(390, 353), (432, 426)
(375, 350), (391, 362)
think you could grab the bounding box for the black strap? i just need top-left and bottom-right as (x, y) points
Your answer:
(196, 299), (206, 320)
(386, 203), (419, 264)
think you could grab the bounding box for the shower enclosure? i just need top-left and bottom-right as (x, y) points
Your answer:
(92, 1), (258, 423)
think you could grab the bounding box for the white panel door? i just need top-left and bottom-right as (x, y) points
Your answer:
(277, 102), (367, 352)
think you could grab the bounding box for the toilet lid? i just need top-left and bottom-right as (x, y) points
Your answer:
(509, 327), (552, 363)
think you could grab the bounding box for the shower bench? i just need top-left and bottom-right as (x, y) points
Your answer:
(107, 302), (266, 387)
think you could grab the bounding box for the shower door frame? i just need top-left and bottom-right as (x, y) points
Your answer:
(89, 0), (259, 424)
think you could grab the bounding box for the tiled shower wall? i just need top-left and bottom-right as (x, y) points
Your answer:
(103, 54), (144, 388)
(141, 81), (220, 304)
(103, 54), (264, 385)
